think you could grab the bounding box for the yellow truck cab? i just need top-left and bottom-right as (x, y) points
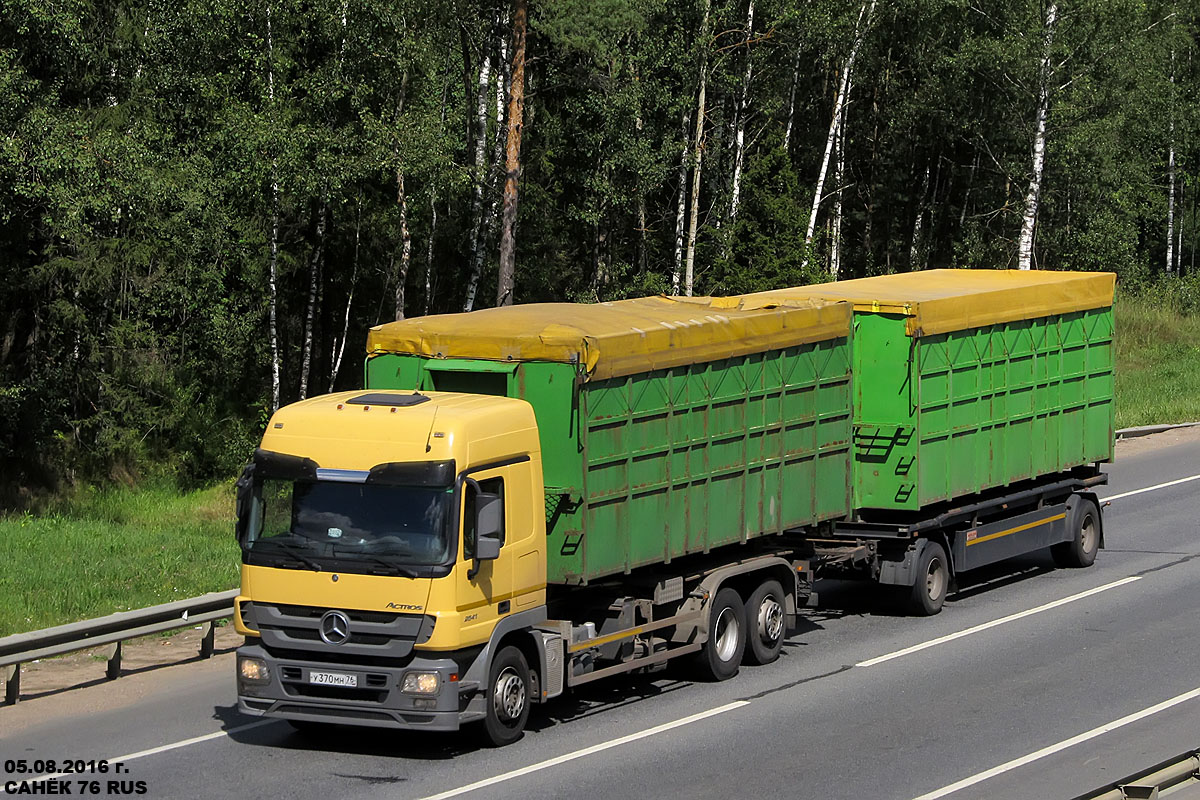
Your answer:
(235, 390), (552, 744)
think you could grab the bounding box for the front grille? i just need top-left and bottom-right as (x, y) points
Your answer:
(253, 602), (434, 659)
(272, 603), (401, 624)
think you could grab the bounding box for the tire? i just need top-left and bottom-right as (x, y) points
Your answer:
(743, 579), (786, 666)
(696, 587), (745, 681)
(1052, 497), (1100, 569)
(482, 645), (531, 747)
(906, 540), (949, 616)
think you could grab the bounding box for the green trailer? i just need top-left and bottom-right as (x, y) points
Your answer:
(365, 294), (854, 585)
(743, 269), (1115, 612)
(747, 269), (1115, 512)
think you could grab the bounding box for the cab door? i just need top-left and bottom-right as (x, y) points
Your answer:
(455, 465), (515, 645)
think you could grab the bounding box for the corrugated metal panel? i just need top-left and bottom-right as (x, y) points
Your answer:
(850, 307), (1114, 511)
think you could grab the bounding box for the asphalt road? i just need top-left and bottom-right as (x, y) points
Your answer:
(4, 432), (1199, 800)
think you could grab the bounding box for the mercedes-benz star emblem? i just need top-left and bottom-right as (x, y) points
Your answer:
(319, 610), (351, 645)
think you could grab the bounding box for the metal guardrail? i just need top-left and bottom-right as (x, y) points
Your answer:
(1073, 749), (1200, 799)
(0, 589), (238, 705)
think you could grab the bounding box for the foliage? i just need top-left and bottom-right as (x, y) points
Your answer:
(0, 0), (1195, 497)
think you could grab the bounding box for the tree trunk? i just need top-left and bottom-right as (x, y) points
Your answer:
(831, 81), (848, 279)
(671, 109), (689, 294)
(1167, 47), (1176, 275)
(1017, 0), (1058, 271)
(960, 151), (979, 228)
(801, 0), (876, 271)
(298, 202), (327, 401)
(329, 201), (360, 393)
(635, 112), (648, 274)
(683, 0), (712, 297)
(728, 0), (755, 228)
(783, 42), (802, 154)
(496, 0), (527, 308)
(910, 163), (930, 270)
(462, 25), (494, 311)
(266, 4), (281, 411)
(394, 71), (412, 321)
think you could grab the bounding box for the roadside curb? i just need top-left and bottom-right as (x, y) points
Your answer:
(1116, 422), (1200, 440)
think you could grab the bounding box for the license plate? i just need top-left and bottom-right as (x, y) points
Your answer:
(308, 670), (357, 687)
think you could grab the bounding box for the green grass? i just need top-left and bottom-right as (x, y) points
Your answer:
(1115, 296), (1200, 429)
(0, 484), (239, 636)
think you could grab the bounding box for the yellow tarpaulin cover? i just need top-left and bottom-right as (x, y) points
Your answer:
(735, 269), (1115, 336)
(367, 295), (851, 381)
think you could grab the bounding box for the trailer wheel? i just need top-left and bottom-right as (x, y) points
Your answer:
(907, 540), (949, 616)
(482, 646), (531, 747)
(1052, 498), (1100, 569)
(696, 587), (745, 681)
(744, 579), (786, 666)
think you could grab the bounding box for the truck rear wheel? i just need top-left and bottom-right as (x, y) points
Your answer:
(906, 540), (949, 616)
(482, 645), (531, 747)
(696, 587), (745, 681)
(744, 579), (786, 666)
(1052, 498), (1100, 569)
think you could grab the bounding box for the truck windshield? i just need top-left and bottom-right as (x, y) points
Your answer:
(243, 479), (454, 569)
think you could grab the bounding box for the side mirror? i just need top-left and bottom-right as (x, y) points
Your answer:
(234, 462), (256, 543)
(475, 493), (503, 561)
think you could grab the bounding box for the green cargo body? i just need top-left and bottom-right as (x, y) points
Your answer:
(748, 270), (1116, 512)
(364, 298), (854, 585)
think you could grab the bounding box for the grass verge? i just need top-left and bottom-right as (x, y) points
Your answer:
(1115, 295), (1200, 429)
(0, 484), (238, 636)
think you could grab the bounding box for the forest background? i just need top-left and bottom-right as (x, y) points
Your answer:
(2, 0), (1199, 506)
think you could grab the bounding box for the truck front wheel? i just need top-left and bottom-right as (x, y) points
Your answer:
(744, 579), (786, 666)
(906, 540), (949, 616)
(696, 587), (745, 681)
(483, 646), (531, 747)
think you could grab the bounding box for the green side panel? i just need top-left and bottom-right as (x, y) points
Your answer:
(564, 340), (852, 583)
(850, 307), (1115, 512)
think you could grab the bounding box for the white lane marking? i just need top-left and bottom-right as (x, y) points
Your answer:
(856, 576), (1142, 668)
(8, 720), (275, 789)
(1100, 473), (1200, 502)
(418, 701), (750, 800)
(912, 685), (1200, 799)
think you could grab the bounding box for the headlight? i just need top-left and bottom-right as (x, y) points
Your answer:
(402, 672), (440, 694)
(239, 657), (270, 683)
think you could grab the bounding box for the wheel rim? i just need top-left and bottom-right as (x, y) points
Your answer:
(925, 557), (946, 602)
(492, 667), (526, 723)
(1080, 513), (1097, 554)
(757, 595), (784, 644)
(714, 606), (741, 662)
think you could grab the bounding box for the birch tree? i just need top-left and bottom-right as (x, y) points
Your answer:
(801, 0), (876, 273)
(1016, 1), (1058, 271)
(683, 0), (712, 297)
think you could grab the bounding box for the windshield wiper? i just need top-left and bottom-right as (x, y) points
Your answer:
(263, 540), (324, 571)
(334, 551), (422, 578)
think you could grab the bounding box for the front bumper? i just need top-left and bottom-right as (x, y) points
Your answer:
(236, 643), (475, 732)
